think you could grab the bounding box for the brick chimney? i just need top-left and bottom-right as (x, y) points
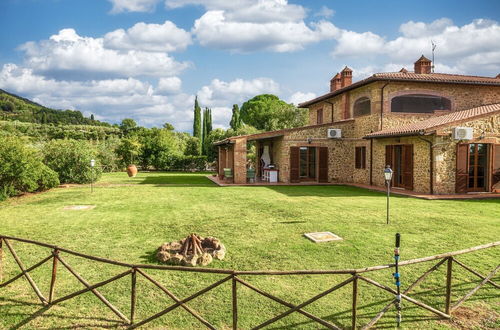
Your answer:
(340, 66), (353, 88)
(414, 55), (432, 74)
(330, 73), (341, 92)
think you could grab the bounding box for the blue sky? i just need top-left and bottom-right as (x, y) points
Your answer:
(1, 0), (499, 131)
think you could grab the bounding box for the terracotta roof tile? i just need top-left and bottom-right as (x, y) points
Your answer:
(365, 103), (500, 138)
(299, 72), (500, 107)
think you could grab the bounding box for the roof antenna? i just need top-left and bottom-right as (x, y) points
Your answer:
(431, 40), (437, 73)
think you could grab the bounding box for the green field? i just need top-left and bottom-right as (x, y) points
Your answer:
(0, 172), (498, 329)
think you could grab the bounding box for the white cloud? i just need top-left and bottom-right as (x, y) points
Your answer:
(314, 6), (335, 19)
(0, 63), (194, 129)
(104, 21), (192, 52)
(165, 0), (338, 52)
(331, 18), (500, 75)
(197, 77), (280, 128)
(20, 28), (189, 79)
(193, 11), (338, 52)
(288, 91), (316, 106)
(156, 77), (182, 94)
(109, 0), (160, 13)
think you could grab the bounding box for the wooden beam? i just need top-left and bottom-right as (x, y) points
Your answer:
(56, 255), (130, 324)
(352, 276), (358, 330)
(451, 265), (500, 312)
(453, 258), (499, 289)
(252, 276), (355, 329)
(445, 257), (453, 314)
(0, 254), (52, 288)
(235, 277), (340, 329)
(48, 250), (59, 303)
(358, 275), (450, 319)
(3, 239), (48, 305)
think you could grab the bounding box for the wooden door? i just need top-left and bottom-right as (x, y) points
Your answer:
(385, 144), (413, 190)
(467, 143), (488, 192)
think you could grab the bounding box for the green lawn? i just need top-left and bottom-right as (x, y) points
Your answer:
(0, 171), (499, 329)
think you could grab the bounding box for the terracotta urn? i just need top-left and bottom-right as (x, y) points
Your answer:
(127, 165), (138, 177)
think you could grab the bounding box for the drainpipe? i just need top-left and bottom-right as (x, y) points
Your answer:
(380, 81), (390, 131)
(324, 100), (335, 123)
(418, 133), (434, 195)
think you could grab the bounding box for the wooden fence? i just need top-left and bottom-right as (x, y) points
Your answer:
(0, 235), (498, 329)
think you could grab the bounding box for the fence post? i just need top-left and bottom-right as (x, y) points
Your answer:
(352, 275), (358, 329)
(445, 257), (453, 315)
(232, 274), (238, 330)
(0, 237), (3, 283)
(131, 268), (137, 325)
(49, 249), (59, 303)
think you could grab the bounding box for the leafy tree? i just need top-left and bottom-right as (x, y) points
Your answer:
(163, 122), (175, 131)
(229, 104), (242, 130)
(184, 136), (201, 156)
(120, 118), (137, 134)
(0, 137), (59, 200)
(116, 136), (142, 166)
(202, 108), (208, 155)
(206, 108), (212, 133)
(193, 96), (202, 141)
(240, 94), (308, 131)
(90, 114), (95, 121)
(43, 139), (102, 184)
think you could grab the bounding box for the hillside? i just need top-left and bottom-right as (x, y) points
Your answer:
(0, 89), (110, 126)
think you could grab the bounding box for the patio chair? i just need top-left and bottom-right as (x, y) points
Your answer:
(223, 168), (233, 182)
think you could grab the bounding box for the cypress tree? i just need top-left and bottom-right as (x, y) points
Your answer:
(202, 108), (208, 155)
(230, 104), (241, 130)
(193, 96), (202, 140)
(207, 108), (212, 134)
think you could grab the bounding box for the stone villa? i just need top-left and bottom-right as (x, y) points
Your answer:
(215, 56), (500, 195)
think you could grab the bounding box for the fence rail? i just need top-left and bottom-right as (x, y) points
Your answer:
(0, 235), (498, 329)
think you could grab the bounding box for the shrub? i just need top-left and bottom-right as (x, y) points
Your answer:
(0, 137), (59, 200)
(43, 139), (102, 184)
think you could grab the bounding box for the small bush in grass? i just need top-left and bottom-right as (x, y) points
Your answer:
(43, 139), (102, 184)
(0, 137), (59, 200)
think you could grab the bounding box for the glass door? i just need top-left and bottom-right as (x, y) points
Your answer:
(299, 147), (316, 180)
(468, 143), (488, 191)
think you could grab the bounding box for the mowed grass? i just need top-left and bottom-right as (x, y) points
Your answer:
(0, 171), (499, 329)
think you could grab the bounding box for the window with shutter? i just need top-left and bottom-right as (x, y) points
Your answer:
(355, 146), (366, 169)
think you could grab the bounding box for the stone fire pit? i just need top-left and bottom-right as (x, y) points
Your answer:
(156, 234), (226, 266)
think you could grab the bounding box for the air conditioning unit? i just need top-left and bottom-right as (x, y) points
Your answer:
(452, 127), (473, 140)
(327, 128), (342, 139)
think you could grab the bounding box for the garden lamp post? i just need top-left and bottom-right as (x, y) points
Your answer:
(90, 159), (95, 193)
(384, 165), (393, 224)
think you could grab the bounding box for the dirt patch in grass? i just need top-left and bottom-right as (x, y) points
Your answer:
(441, 303), (499, 329)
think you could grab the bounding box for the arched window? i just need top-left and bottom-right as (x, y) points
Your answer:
(353, 97), (371, 117)
(391, 94), (451, 113)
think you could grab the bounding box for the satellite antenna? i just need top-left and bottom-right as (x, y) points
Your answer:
(431, 40), (437, 73)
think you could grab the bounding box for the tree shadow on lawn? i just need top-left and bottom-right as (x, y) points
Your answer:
(138, 174), (215, 185)
(4, 303), (123, 330)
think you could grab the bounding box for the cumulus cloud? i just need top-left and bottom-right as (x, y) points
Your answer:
(108, 0), (160, 13)
(104, 21), (192, 52)
(0, 63), (194, 129)
(20, 28), (189, 79)
(331, 18), (500, 75)
(196, 77), (280, 128)
(288, 91), (316, 106)
(156, 77), (182, 94)
(193, 12), (338, 52)
(166, 0), (338, 52)
(314, 6), (335, 19)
